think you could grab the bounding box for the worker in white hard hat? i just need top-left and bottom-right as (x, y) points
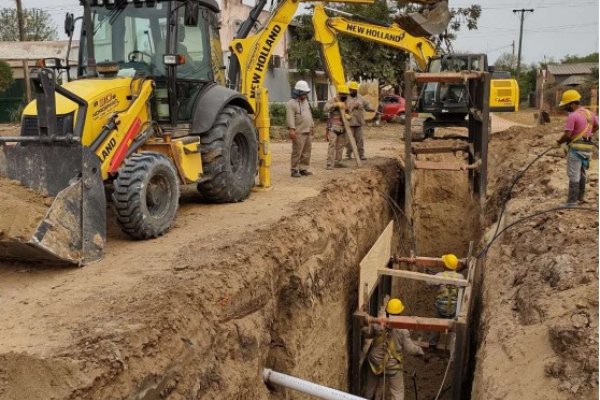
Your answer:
(429, 254), (464, 348)
(363, 298), (424, 400)
(556, 89), (598, 205)
(286, 80), (315, 177)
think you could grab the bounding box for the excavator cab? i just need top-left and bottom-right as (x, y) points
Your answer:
(418, 53), (487, 121)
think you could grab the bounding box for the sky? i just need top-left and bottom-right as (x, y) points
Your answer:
(1, 0), (598, 65)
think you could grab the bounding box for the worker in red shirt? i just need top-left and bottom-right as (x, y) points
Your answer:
(556, 90), (598, 205)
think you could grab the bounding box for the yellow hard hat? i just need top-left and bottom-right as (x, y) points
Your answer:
(559, 89), (581, 107)
(338, 84), (350, 95)
(386, 298), (405, 315)
(348, 81), (359, 91)
(441, 254), (459, 270)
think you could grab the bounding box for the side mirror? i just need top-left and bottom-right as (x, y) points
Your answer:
(65, 13), (75, 37)
(184, 2), (199, 26)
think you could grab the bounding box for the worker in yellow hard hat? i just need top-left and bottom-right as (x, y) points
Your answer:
(556, 89), (599, 205)
(363, 298), (424, 399)
(429, 254), (464, 348)
(324, 85), (351, 170)
(345, 80), (375, 161)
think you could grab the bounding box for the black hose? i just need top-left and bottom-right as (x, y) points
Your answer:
(477, 205), (598, 258)
(491, 146), (555, 240)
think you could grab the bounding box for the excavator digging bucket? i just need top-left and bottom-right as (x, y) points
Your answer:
(396, 1), (451, 37)
(0, 143), (106, 265)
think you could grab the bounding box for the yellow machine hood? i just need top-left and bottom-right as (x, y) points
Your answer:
(22, 77), (135, 117)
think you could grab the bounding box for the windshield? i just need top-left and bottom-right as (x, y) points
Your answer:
(81, 3), (212, 81)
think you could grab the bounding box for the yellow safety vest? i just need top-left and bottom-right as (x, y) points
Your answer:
(369, 329), (403, 376)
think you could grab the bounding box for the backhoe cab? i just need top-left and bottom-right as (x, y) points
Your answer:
(0, 0), (258, 265)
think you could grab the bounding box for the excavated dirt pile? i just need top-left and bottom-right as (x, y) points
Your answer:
(0, 159), (400, 399)
(0, 177), (51, 240)
(472, 121), (599, 399)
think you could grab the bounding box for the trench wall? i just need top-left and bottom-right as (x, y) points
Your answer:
(2, 160), (401, 399)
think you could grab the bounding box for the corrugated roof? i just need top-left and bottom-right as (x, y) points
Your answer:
(561, 75), (591, 86)
(0, 41), (78, 62)
(547, 62), (598, 76)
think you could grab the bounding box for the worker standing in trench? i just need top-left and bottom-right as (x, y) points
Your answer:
(362, 298), (424, 400)
(324, 85), (350, 170)
(556, 89), (599, 205)
(287, 80), (315, 178)
(429, 254), (464, 348)
(345, 81), (375, 161)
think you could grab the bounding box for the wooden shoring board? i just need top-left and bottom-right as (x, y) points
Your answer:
(358, 220), (394, 309)
(377, 268), (469, 287)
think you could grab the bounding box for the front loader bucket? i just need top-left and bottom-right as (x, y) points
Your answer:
(0, 143), (106, 265)
(396, 1), (451, 37)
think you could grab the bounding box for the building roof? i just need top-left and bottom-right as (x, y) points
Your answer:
(547, 62), (597, 76)
(561, 75), (591, 86)
(0, 40), (78, 62)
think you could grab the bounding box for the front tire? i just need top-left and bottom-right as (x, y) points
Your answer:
(112, 152), (180, 239)
(197, 105), (258, 203)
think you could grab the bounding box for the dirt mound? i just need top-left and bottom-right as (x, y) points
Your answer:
(0, 177), (51, 240)
(472, 119), (599, 399)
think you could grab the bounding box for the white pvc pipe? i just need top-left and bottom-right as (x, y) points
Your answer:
(262, 368), (367, 400)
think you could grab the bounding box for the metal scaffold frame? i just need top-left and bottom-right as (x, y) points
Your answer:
(350, 227), (478, 400)
(403, 71), (491, 221)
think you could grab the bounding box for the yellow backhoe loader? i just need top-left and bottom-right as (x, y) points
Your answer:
(0, 0), (377, 265)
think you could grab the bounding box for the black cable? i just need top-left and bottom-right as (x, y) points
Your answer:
(477, 205), (598, 258)
(491, 146), (555, 240)
(380, 190), (417, 254)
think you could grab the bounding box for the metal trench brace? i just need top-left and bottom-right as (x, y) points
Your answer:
(350, 222), (478, 400)
(403, 71), (491, 222)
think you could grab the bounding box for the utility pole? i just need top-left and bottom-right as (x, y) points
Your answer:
(511, 40), (515, 69)
(15, 0), (26, 41)
(513, 8), (534, 79)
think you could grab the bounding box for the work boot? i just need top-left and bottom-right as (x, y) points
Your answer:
(326, 165), (334, 170)
(300, 170), (313, 176)
(359, 155), (367, 161)
(578, 176), (587, 203)
(291, 169), (302, 178)
(334, 162), (348, 168)
(345, 154), (352, 160)
(563, 181), (579, 207)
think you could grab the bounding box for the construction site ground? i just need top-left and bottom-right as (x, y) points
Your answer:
(0, 113), (597, 399)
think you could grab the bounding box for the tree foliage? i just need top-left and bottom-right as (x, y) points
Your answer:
(0, 60), (14, 93)
(561, 52), (599, 64)
(0, 8), (58, 41)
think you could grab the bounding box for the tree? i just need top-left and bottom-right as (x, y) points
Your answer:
(0, 8), (57, 41)
(561, 52), (599, 64)
(0, 60), (14, 93)
(494, 52), (518, 72)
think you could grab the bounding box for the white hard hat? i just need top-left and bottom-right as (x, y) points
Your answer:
(294, 80), (311, 93)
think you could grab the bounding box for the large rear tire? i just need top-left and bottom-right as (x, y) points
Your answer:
(112, 152), (180, 239)
(197, 105), (258, 203)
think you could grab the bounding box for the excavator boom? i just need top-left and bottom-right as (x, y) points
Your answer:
(312, 4), (437, 91)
